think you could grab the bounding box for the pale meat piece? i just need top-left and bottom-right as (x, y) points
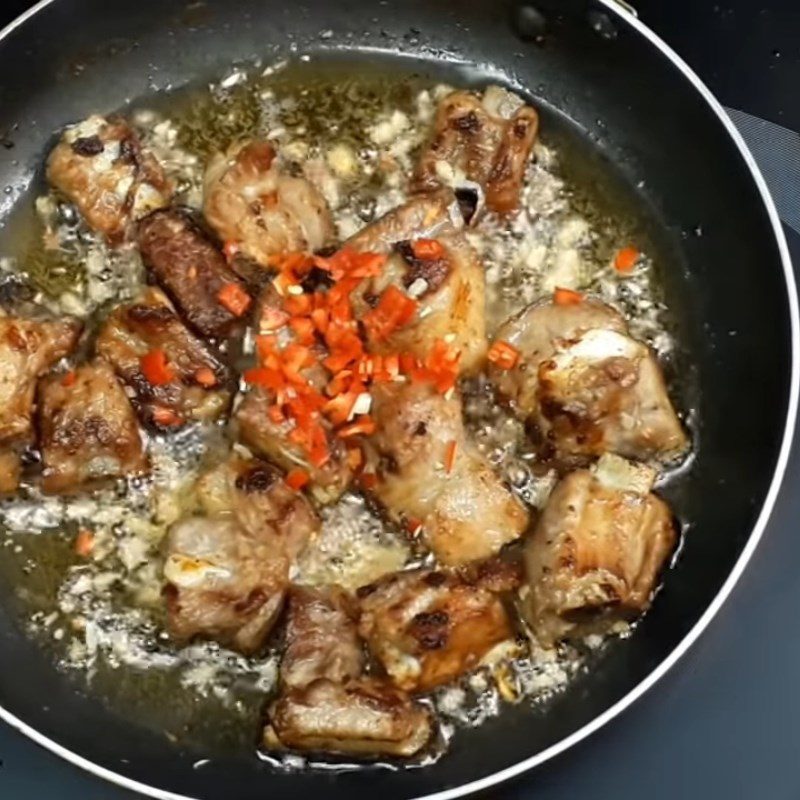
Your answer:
(490, 298), (689, 463)
(38, 359), (147, 493)
(413, 87), (539, 215)
(357, 564), (519, 692)
(204, 141), (334, 267)
(367, 382), (529, 566)
(46, 115), (172, 242)
(95, 287), (231, 428)
(265, 678), (432, 758)
(280, 585), (364, 691)
(137, 208), (251, 339)
(0, 316), (81, 491)
(347, 192), (487, 374)
(266, 583), (431, 758)
(164, 457), (319, 654)
(521, 454), (677, 646)
(235, 387), (352, 504)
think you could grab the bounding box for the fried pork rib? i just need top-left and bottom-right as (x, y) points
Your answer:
(357, 564), (519, 692)
(235, 387), (352, 504)
(266, 678), (432, 758)
(233, 285), (354, 502)
(521, 454), (676, 646)
(38, 359), (147, 493)
(163, 457), (318, 654)
(348, 191), (487, 374)
(413, 87), (539, 215)
(47, 115), (172, 242)
(137, 208), (251, 339)
(490, 298), (689, 463)
(95, 287), (231, 428)
(279, 586), (365, 691)
(204, 141), (334, 267)
(0, 316), (81, 492)
(266, 584), (432, 758)
(368, 382), (529, 566)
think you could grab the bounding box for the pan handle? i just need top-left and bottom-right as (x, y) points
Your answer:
(726, 108), (800, 236)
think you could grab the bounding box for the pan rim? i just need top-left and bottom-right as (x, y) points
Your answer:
(0, 1), (796, 798)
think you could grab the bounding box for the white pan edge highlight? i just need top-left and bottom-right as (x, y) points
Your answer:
(0, 1), (795, 799)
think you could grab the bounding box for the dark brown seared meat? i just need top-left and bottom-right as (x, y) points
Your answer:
(265, 678), (432, 758)
(95, 287), (231, 428)
(163, 456), (319, 654)
(0, 316), (81, 491)
(413, 87), (538, 215)
(137, 208), (251, 339)
(357, 566), (518, 692)
(521, 455), (676, 646)
(46, 115), (172, 242)
(346, 192), (487, 375)
(490, 298), (689, 464)
(38, 359), (147, 493)
(280, 585), (364, 691)
(203, 140), (334, 268)
(366, 382), (528, 566)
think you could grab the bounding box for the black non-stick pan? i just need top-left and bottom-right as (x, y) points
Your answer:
(0, 0), (796, 798)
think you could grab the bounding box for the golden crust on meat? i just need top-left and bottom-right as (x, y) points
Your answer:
(368, 382), (529, 566)
(47, 115), (172, 242)
(522, 458), (676, 646)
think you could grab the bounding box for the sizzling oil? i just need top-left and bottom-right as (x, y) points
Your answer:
(0, 57), (687, 760)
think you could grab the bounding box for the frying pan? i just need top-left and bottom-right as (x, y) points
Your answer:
(0, 0), (796, 798)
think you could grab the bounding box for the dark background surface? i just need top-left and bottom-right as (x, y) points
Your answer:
(1, 1), (799, 798)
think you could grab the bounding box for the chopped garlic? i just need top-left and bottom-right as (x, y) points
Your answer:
(282, 140), (309, 162)
(58, 291), (88, 317)
(326, 143), (358, 179)
(350, 392), (372, 418)
(369, 110), (410, 145)
(542, 248), (582, 293)
(556, 216), (591, 249)
(406, 278), (428, 298)
(220, 69), (247, 89)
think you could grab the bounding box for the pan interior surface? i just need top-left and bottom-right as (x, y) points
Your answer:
(0, 1), (792, 799)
